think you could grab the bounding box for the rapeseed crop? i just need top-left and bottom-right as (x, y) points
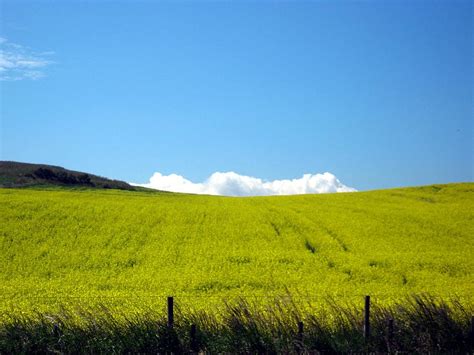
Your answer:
(0, 183), (473, 352)
(1, 183), (472, 311)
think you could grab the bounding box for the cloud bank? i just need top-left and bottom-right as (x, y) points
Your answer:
(0, 37), (54, 81)
(132, 171), (356, 196)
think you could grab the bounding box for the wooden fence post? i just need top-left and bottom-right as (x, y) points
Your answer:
(387, 317), (394, 350)
(364, 295), (370, 341)
(167, 296), (174, 328)
(470, 316), (474, 348)
(297, 321), (304, 352)
(53, 323), (61, 337)
(190, 323), (198, 352)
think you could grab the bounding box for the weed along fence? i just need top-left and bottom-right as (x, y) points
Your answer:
(159, 295), (474, 353)
(161, 295), (420, 351)
(2, 294), (474, 353)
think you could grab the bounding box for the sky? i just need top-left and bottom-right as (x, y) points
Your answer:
(0, 0), (472, 195)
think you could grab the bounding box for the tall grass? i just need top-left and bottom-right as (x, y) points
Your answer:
(1, 295), (472, 353)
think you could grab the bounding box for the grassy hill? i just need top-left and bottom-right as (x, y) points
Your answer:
(1, 182), (473, 352)
(0, 161), (136, 190)
(1, 182), (473, 312)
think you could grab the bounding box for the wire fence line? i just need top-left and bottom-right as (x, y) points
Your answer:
(1, 293), (472, 300)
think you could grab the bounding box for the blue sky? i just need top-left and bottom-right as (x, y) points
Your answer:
(1, 0), (472, 192)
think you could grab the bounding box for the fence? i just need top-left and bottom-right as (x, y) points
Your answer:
(161, 295), (474, 352)
(2, 293), (473, 353)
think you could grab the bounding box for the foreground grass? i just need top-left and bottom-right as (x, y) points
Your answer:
(1, 295), (472, 353)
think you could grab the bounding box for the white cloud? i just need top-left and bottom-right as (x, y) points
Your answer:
(132, 171), (356, 196)
(0, 37), (54, 81)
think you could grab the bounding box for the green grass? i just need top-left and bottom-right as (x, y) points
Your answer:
(1, 183), (473, 352)
(2, 295), (472, 353)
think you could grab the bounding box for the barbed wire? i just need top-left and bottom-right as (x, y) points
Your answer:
(0, 293), (472, 300)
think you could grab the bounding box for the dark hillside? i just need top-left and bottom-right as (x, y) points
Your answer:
(0, 161), (136, 190)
